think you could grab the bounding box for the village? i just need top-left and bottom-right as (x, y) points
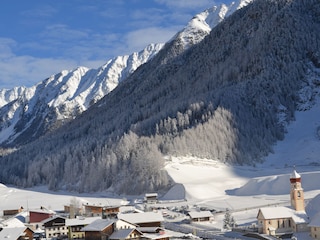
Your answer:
(1, 169), (320, 240)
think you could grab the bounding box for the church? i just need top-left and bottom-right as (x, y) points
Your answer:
(257, 169), (309, 237)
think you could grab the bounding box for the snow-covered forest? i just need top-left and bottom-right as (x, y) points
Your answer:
(0, 0), (319, 194)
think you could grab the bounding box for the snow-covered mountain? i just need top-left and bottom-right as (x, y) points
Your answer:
(0, 44), (163, 146)
(172, 0), (252, 49)
(0, 0), (251, 147)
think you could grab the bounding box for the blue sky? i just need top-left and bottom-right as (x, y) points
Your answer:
(0, 0), (228, 89)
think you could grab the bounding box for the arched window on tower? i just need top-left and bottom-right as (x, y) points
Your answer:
(297, 191), (301, 198)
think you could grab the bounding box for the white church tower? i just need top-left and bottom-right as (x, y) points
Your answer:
(290, 169), (305, 212)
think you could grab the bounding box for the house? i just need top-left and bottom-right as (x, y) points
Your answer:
(118, 212), (164, 228)
(257, 206), (308, 236)
(84, 204), (120, 218)
(309, 212), (320, 239)
(144, 193), (158, 204)
(84, 204), (104, 217)
(3, 207), (24, 219)
(0, 217), (33, 240)
(138, 227), (170, 240)
(81, 219), (115, 240)
(104, 206), (120, 218)
(187, 211), (214, 222)
(257, 169), (309, 238)
(109, 228), (143, 240)
(0, 227), (32, 240)
(42, 216), (68, 239)
(65, 216), (101, 239)
(115, 219), (138, 230)
(29, 207), (55, 224)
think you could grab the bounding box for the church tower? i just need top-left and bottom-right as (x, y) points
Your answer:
(290, 169), (305, 212)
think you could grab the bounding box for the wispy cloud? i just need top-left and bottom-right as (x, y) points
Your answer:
(124, 27), (177, 52)
(155, 0), (215, 10)
(21, 5), (57, 18)
(0, 38), (79, 89)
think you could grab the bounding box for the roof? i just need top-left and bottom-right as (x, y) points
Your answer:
(2, 217), (25, 228)
(145, 193), (158, 197)
(258, 207), (308, 224)
(29, 208), (55, 215)
(0, 227), (26, 239)
(137, 227), (163, 233)
(81, 219), (114, 231)
(118, 212), (164, 224)
(109, 228), (142, 239)
(188, 211), (213, 219)
(41, 215), (66, 224)
(65, 216), (101, 226)
(308, 212), (320, 227)
(143, 230), (175, 239)
(291, 170), (301, 179)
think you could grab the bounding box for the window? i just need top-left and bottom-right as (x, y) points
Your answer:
(297, 191), (301, 198)
(288, 219), (291, 227)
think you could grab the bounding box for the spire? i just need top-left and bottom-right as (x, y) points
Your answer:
(290, 169), (301, 179)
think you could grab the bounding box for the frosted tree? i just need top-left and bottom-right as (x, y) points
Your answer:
(223, 208), (236, 230)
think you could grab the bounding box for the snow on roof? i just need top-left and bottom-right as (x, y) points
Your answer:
(118, 212), (164, 224)
(188, 211), (213, 219)
(145, 193), (158, 197)
(258, 207), (308, 224)
(0, 227), (26, 239)
(2, 217), (25, 227)
(309, 212), (320, 227)
(109, 228), (141, 239)
(81, 219), (114, 231)
(143, 231), (175, 239)
(291, 170), (301, 179)
(30, 207), (55, 214)
(65, 216), (101, 226)
(137, 227), (163, 233)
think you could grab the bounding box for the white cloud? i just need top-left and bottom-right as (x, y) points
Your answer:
(124, 27), (178, 52)
(0, 39), (79, 88)
(155, 0), (215, 10)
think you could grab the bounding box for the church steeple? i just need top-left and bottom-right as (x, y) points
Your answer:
(290, 169), (305, 212)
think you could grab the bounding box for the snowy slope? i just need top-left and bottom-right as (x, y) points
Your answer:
(170, 0), (252, 49)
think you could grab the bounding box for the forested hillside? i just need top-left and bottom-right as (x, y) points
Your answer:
(0, 0), (319, 194)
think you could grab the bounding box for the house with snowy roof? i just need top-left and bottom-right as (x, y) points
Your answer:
(65, 216), (101, 239)
(109, 228), (143, 240)
(309, 212), (320, 239)
(0, 217), (34, 240)
(144, 193), (158, 204)
(0, 227), (32, 240)
(187, 210), (214, 222)
(29, 206), (55, 224)
(117, 212), (164, 228)
(257, 170), (309, 237)
(81, 219), (115, 240)
(41, 215), (67, 239)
